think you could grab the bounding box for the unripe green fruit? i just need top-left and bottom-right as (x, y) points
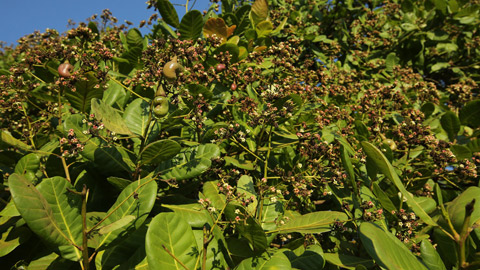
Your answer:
(153, 96), (168, 106)
(383, 139), (397, 151)
(152, 96), (169, 117)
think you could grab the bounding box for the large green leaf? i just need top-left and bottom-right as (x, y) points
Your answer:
(459, 99), (480, 128)
(36, 177), (82, 261)
(96, 222), (148, 270)
(9, 174), (70, 248)
(192, 229), (227, 270)
(323, 253), (374, 269)
(103, 79), (127, 107)
(14, 153), (40, 181)
(359, 222), (429, 270)
(96, 175), (157, 250)
(201, 181), (227, 210)
(226, 204), (268, 253)
(235, 249), (291, 270)
(420, 239), (446, 270)
(0, 130), (31, 151)
(93, 146), (133, 175)
(272, 211), (348, 234)
(156, 0), (180, 28)
(63, 114), (91, 142)
(288, 245), (325, 270)
(125, 28), (144, 50)
(65, 72), (103, 113)
(444, 186), (480, 233)
(440, 111), (460, 142)
(146, 212), (197, 270)
(139, 139), (181, 165)
(91, 98), (133, 135)
(27, 252), (75, 270)
(361, 141), (438, 226)
(156, 144), (220, 181)
(162, 203), (210, 228)
(237, 175), (258, 215)
(178, 10), (203, 40)
(123, 98), (150, 136)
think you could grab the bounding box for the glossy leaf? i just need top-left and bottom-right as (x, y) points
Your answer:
(440, 111), (460, 142)
(178, 10), (203, 40)
(65, 72), (103, 113)
(156, 0), (179, 28)
(162, 203), (210, 228)
(139, 139), (181, 165)
(273, 211), (348, 234)
(361, 141), (438, 226)
(9, 174), (70, 248)
(420, 239), (446, 270)
(96, 176), (157, 249)
(36, 177), (83, 261)
(123, 98), (150, 136)
(146, 212), (197, 270)
(359, 222), (429, 270)
(91, 98), (133, 135)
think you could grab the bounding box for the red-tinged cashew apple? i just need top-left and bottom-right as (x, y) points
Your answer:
(58, 63), (74, 77)
(163, 56), (184, 81)
(216, 63), (226, 72)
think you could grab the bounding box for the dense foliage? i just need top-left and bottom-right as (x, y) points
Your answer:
(1, 0), (480, 269)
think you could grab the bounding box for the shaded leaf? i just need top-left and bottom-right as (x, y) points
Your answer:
(359, 222), (429, 270)
(459, 100), (480, 128)
(162, 203), (210, 228)
(123, 98), (150, 137)
(250, 0), (269, 26)
(204, 18), (228, 43)
(0, 226), (31, 257)
(156, 0), (179, 28)
(440, 111), (460, 142)
(139, 139), (181, 165)
(179, 10), (203, 40)
(0, 130), (31, 151)
(323, 253), (374, 270)
(65, 72), (103, 113)
(91, 98), (133, 135)
(420, 239), (447, 270)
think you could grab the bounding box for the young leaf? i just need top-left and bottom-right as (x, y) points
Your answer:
(178, 10), (203, 40)
(203, 18), (228, 43)
(272, 211), (348, 234)
(91, 98), (133, 135)
(146, 212), (197, 270)
(361, 141), (438, 226)
(440, 111), (460, 142)
(156, 0), (179, 28)
(65, 72), (103, 113)
(249, 0), (269, 26)
(36, 177), (83, 261)
(256, 20), (273, 37)
(359, 222), (429, 270)
(139, 139), (181, 165)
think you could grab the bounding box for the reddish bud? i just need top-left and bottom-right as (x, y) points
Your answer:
(216, 63), (226, 72)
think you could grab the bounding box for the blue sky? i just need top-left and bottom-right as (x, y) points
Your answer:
(0, 0), (212, 46)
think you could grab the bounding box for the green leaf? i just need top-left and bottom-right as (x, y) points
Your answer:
(273, 211), (348, 234)
(91, 98), (133, 135)
(372, 182), (397, 214)
(459, 100), (480, 128)
(93, 146), (133, 174)
(139, 139), (181, 165)
(431, 62), (450, 72)
(256, 20), (273, 37)
(467, 138), (480, 152)
(0, 130), (31, 151)
(125, 28), (144, 50)
(235, 250), (292, 270)
(98, 215), (136, 235)
(323, 253), (374, 270)
(340, 145), (357, 195)
(162, 204), (210, 228)
(213, 43), (240, 63)
(226, 204), (267, 253)
(123, 98), (150, 137)
(249, 0), (269, 26)
(95, 222), (148, 270)
(65, 72), (103, 113)
(201, 181), (226, 210)
(156, 0), (180, 28)
(420, 239), (447, 270)
(146, 212), (197, 270)
(359, 222), (429, 270)
(9, 174), (70, 249)
(290, 245), (325, 270)
(237, 175), (258, 215)
(450, 144), (472, 160)
(28, 252), (74, 270)
(14, 153), (40, 182)
(386, 52), (398, 72)
(157, 144), (220, 181)
(444, 186), (480, 233)
(96, 175), (157, 249)
(103, 79), (127, 107)
(36, 177), (83, 261)
(63, 114), (90, 142)
(178, 10), (203, 40)
(440, 111), (460, 142)
(361, 141), (438, 226)
(0, 226), (31, 257)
